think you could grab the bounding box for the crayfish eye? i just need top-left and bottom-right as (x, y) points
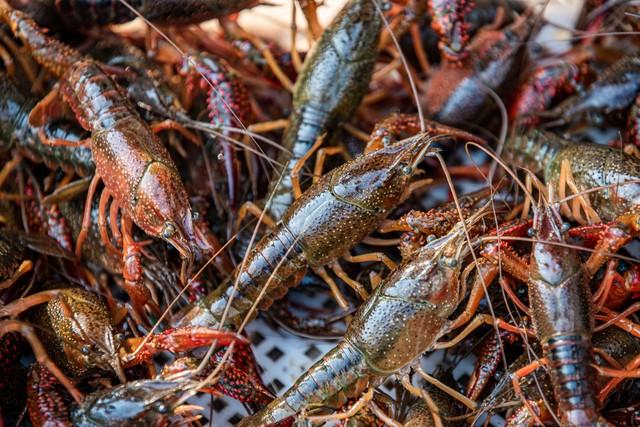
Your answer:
(162, 222), (177, 239)
(155, 403), (168, 414)
(82, 345), (91, 355)
(401, 165), (412, 175)
(439, 257), (457, 268)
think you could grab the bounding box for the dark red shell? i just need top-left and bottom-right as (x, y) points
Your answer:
(27, 364), (73, 427)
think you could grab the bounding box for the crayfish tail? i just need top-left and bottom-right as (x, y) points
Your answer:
(506, 129), (569, 177)
(546, 334), (607, 426)
(239, 340), (372, 426)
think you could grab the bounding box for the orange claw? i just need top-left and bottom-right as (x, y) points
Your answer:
(122, 326), (247, 367)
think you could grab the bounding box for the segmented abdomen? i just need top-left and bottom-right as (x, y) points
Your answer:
(64, 61), (131, 131)
(241, 340), (371, 426)
(193, 57), (252, 129)
(268, 103), (328, 219)
(266, 0), (382, 220)
(189, 54), (252, 210)
(181, 224), (307, 329)
(2, 6), (82, 76)
(0, 72), (94, 176)
(544, 335), (601, 424)
(506, 129), (567, 176)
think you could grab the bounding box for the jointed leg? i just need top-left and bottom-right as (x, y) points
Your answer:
(305, 388), (374, 424)
(595, 305), (640, 338)
(0, 289), (62, 317)
(297, 0), (323, 41)
(151, 119), (202, 147)
(75, 174), (101, 259)
(0, 320), (83, 403)
(109, 198), (122, 247)
(313, 266), (349, 310)
(434, 313), (535, 350)
(38, 127), (91, 148)
(598, 353), (640, 402)
(510, 358), (548, 427)
(341, 122), (370, 143)
(0, 260), (32, 291)
(236, 201), (277, 231)
(121, 325), (246, 367)
(415, 364), (477, 410)
(624, 144), (640, 159)
(330, 261), (369, 300)
(313, 145), (348, 183)
(98, 189), (122, 258)
(223, 20), (294, 92)
(569, 222), (632, 278)
(368, 400), (403, 427)
(400, 178), (434, 202)
(558, 159), (600, 224)
(291, 134), (325, 199)
(0, 155), (22, 189)
(448, 258), (499, 330)
(410, 23), (430, 76)
(369, 271), (382, 289)
(246, 119), (289, 134)
(343, 251), (397, 271)
(29, 86), (64, 127)
(400, 374), (445, 427)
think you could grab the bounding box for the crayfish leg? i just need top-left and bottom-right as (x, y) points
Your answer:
(151, 119), (202, 147)
(0, 259), (32, 291)
(0, 320), (83, 403)
(28, 85), (64, 127)
(236, 201), (277, 232)
(74, 173), (101, 259)
(121, 216), (159, 324)
(97, 189), (122, 258)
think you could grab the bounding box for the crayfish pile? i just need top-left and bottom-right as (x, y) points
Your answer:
(1, 0), (640, 425)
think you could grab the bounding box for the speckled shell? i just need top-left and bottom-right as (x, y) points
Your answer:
(508, 129), (640, 222)
(34, 288), (118, 377)
(546, 142), (640, 222)
(71, 380), (186, 427)
(527, 211), (600, 423)
(239, 228), (467, 427)
(267, 0), (382, 219)
(348, 234), (460, 374)
(181, 141), (418, 330)
(62, 61), (192, 239)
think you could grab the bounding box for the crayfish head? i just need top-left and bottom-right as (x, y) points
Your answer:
(72, 379), (196, 426)
(332, 134), (432, 213)
(43, 288), (122, 378)
(132, 162), (197, 261)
